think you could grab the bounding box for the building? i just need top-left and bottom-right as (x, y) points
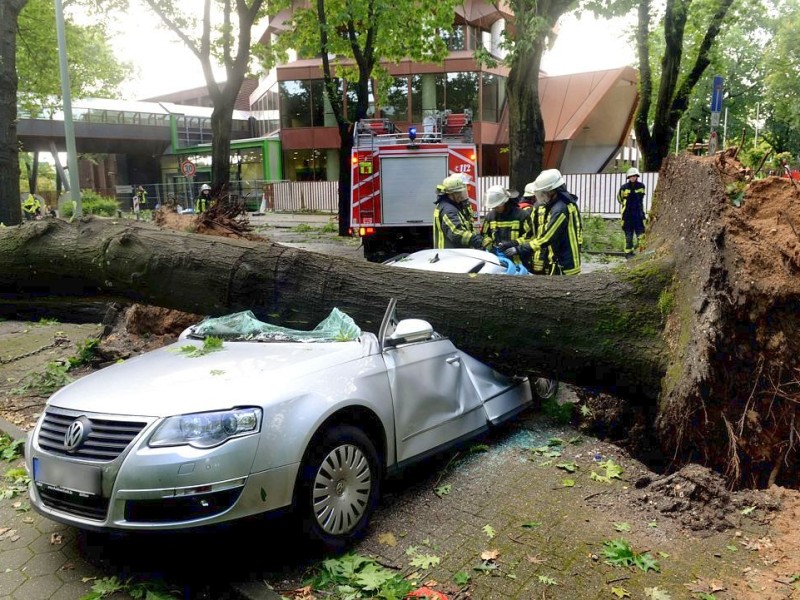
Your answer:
(247, 1), (639, 179)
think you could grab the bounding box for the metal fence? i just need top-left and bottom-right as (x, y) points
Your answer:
(106, 173), (657, 217)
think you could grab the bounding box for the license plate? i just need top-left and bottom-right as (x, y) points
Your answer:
(33, 456), (101, 497)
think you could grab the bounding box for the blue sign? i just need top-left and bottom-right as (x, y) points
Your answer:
(711, 75), (724, 113)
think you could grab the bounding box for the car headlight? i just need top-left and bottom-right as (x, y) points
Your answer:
(149, 408), (262, 449)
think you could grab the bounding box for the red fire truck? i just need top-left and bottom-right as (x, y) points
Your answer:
(349, 115), (479, 262)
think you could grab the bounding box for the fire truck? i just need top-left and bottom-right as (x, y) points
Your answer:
(349, 113), (479, 262)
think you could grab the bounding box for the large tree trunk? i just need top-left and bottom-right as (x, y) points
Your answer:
(0, 0), (27, 227)
(1, 152), (799, 488)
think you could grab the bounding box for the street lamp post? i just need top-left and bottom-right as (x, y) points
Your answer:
(54, 0), (82, 217)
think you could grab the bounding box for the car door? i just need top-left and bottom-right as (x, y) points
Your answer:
(379, 300), (486, 464)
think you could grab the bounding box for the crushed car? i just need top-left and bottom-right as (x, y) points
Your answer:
(25, 299), (531, 548)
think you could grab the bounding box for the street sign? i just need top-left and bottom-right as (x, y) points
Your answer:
(709, 130), (719, 155)
(180, 160), (196, 178)
(711, 112), (720, 127)
(711, 75), (724, 114)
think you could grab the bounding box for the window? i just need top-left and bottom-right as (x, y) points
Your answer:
(481, 73), (507, 123)
(280, 81), (312, 128)
(446, 72), (478, 116)
(442, 25), (465, 51)
(380, 77), (409, 121)
(411, 74), (445, 122)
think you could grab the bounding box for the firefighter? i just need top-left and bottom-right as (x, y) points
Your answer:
(520, 182), (551, 275)
(433, 174), (483, 250)
(195, 184), (212, 214)
(617, 167), (647, 257)
(480, 185), (533, 268)
(21, 194), (42, 220)
(501, 169), (582, 276)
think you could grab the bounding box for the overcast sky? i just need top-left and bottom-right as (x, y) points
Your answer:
(109, 9), (636, 100)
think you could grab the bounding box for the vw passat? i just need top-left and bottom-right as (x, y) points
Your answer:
(25, 299), (531, 548)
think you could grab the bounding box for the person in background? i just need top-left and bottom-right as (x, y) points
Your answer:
(617, 167), (647, 257)
(519, 183), (551, 275)
(501, 169), (582, 276)
(433, 174), (482, 249)
(195, 184), (212, 214)
(480, 185), (532, 269)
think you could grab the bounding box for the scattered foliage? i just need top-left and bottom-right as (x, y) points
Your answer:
(11, 361), (73, 396)
(482, 524), (496, 539)
(68, 338), (100, 369)
(173, 337), (224, 358)
(0, 435), (24, 461)
(305, 553), (414, 599)
(0, 467), (30, 501)
(434, 484), (451, 498)
(79, 575), (180, 600)
(591, 459), (624, 483)
(602, 539), (660, 573)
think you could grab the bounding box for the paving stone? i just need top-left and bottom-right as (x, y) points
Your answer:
(0, 547), (32, 571)
(19, 551), (69, 578)
(0, 570), (25, 597)
(48, 579), (95, 600)
(11, 574), (63, 600)
(54, 557), (101, 582)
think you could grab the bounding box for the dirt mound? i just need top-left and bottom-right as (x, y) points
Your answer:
(652, 151), (800, 489)
(634, 464), (779, 534)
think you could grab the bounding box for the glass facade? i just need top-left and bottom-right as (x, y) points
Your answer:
(481, 73), (506, 123)
(253, 85), (280, 137)
(410, 72), (481, 122)
(279, 79), (344, 128)
(284, 149), (327, 181)
(379, 77), (409, 121)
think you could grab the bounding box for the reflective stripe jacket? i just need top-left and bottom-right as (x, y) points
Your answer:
(525, 202), (552, 275)
(520, 189), (582, 276)
(433, 195), (477, 249)
(481, 202), (533, 264)
(195, 194), (209, 214)
(617, 180), (646, 231)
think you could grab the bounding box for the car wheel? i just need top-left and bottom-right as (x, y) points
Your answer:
(533, 377), (559, 400)
(297, 425), (381, 549)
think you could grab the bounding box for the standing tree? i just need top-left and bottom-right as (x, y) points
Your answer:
(1, 0), (130, 226)
(505, 0), (576, 193)
(0, 0), (29, 227)
(142, 0), (267, 196)
(631, 0), (737, 170)
(267, 0), (460, 234)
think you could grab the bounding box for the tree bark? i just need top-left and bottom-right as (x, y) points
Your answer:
(0, 216), (670, 400)
(0, 0), (28, 227)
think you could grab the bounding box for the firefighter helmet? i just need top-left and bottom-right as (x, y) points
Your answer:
(532, 169), (565, 193)
(485, 185), (519, 209)
(200, 184), (211, 192)
(523, 182), (537, 197)
(442, 174), (467, 194)
(626, 167), (641, 178)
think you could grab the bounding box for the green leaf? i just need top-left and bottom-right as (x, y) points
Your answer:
(537, 574), (557, 585)
(522, 521), (541, 529)
(614, 522), (631, 532)
(726, 544), (738, 552)
(408, 554), (440, 569)
(354, 564), (395, 591)
(740, 505), (756, 515)
(453, 571), (470, 585)
(648, 521), (658, 528)
(602, 539), (635, 567)
(473, 561), (498, 573)
(434, 484), (451, 498)
(633, 552), (660, 573)
(611, 587), (631, 598)
(556, 461), (578, 473)
(469, 444), (489, 454)
(562, 479), (575, 487)
(547, 438), (564, 446)
(482, 524), (496, 539)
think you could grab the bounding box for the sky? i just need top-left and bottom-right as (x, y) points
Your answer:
(109, 9), (637, 99)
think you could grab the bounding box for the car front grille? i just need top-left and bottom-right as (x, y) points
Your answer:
(37, 485), (110, 520)
(37, 407), (149, 461)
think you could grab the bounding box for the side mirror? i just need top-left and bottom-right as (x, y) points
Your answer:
(386, 319), (434, 347)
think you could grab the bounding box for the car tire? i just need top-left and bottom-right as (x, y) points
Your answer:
(533, 377), (560, 400)
(296, 425), (381, 550)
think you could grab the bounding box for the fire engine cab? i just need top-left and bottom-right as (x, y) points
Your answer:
(349, 113), (479, 262)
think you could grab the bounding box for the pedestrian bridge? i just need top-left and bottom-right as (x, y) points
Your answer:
(17, 98), (254, 155)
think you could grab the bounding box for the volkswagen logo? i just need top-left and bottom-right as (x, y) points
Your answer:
(64, 418), (89, 452)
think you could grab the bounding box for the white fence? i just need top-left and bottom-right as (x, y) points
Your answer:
(117, 173), (657, 217)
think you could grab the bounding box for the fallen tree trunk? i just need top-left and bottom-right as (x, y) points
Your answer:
(1, 151), (799, 487)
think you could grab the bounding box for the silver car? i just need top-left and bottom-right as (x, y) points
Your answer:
(25, 299), (531, 548)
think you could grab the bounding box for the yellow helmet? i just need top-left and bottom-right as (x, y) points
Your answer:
(442, 174), (467, 194)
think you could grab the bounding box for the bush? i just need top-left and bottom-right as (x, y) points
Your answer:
(581, 214), (625, 253)
(60, 191), (119, 218)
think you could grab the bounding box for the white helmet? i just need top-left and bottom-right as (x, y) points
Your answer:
(523, 182), (537, 197)
(532, 169), (565, 193)
(626, 167), (640, 178)
(485, 185), (519, 209)
(200, 184), (211, 192)
(442, 174), (467, 194)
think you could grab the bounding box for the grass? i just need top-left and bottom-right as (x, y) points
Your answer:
(582, 214), (626, 254)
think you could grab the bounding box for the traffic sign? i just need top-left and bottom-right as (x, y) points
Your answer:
(180, 160), (196, 178)
(711, 75), (724, 114)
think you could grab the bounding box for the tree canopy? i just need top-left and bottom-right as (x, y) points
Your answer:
(141, 0), (267, 195)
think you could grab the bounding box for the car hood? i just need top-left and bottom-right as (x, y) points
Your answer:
(47, 339), (371, 417)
